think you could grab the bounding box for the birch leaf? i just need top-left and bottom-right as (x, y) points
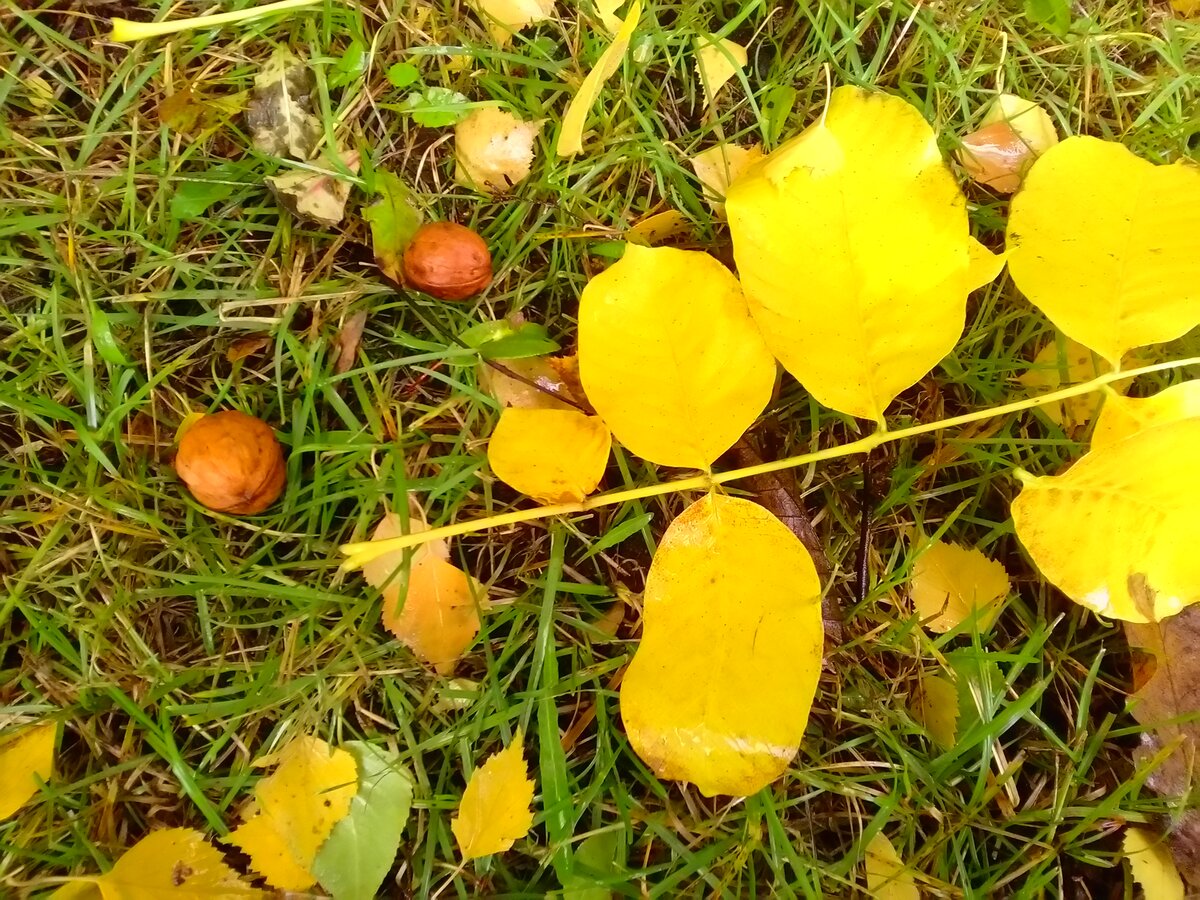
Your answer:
(727, 86), (997, 422)
(690, 143), (762, 211)
(914, 675), (959, 750)
(1092, 380), (1200, 450)
(910, 540), (1011, 633)
(695, 36), (747, 106)
(627, 210), (691, 245)
(578, 244), (775, 469)
(1011, 418), (1200, 623)
(487, 408), (611, 503)
(246, 48), (322, 159)
(468, 0), (555, 44)
(556, 0), (641, 157)
(0, 721), (56, 820)
(452, 729), (536, 859)
(82, 829), (264, 899)
(620, 494), (823, 796)
(455, 108), (541, 193)
(227, 737), (357, 890)
(478, 355), (579, 411)
(1124, 828), (1184, 900)
(864, 833), (920, 900)
(382, 558), (484, 674)
(1006, 137), (1200, 367)
(361, 511), (449, 593)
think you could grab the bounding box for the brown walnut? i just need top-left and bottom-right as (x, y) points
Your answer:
(174, 410), (286, 514)
(402, 222), (492, 301)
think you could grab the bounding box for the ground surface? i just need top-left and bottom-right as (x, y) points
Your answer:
(2, 0), (1199, 897)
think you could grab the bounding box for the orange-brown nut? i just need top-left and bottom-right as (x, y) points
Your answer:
(174, 410), (286, 514)
(402, 221), (492, 301)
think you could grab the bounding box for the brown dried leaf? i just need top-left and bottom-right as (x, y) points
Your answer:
(334, 310), (368, 374)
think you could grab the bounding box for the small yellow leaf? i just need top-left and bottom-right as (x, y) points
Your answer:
(455, 108), (541, 193)
(864, 833), (920, 900)
(487, 408), (611, 503)
(383, 557), (484, 674)
(981, 94), (1059, 155)
(1012, 418), (1200, 623)
(915, 675), (959, 750)
(628, 209), (692, 245)
(1006, 137), (1200, 367)
(594, 0), (624, 32)
(966, 237), (1006, 292)
(689, 143), (763, 210)
(1170, 0), (1199, 16)
(578, 244), (776, 469)
(228, 737), (357, 890)
(361, 511), (449, 592)
(478, 355), (579, 411)
(620, 494), (823, 796)
(910, 540), (1010, 633)
(1018, 337), (1118, 434)
(695, 36), (747, 106)
(727, 87), (988, 422)
(89, 828), (263, 899)
(1124, 827), (1184, 900)
(556, 0), (641, 157)
(1092, 380), (1200, 450)
(468, 0), (555, 44)
(0, 721), (56, 820)
(452, 729), (535, 859)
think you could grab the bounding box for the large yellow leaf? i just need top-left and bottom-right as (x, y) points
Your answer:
(578, 244), (776, 469)
(487, 408), (611, 503)
(0, 720), (56, 820)
(1124, 827), (1184, 900)
(864, 833), (920, 900)
(1006, 137), (1200, 367)
(619, 494), (823, 796)
(555, 0), (640, 156)
(726, 86), (998, 423)
(1011, 418), (1200, 623)
(1091, 380), (1200, 450)
(228, 737), (357, 890)
(451, 729), (535, 859)
(910, 540), (1010, 633)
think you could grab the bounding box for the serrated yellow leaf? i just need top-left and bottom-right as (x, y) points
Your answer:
(468, 0), (555, 44)
(914, 674), (959, 750)
(488, 408), (611, 503)
(0, 721), (56, 820)
(864, 833), (919, 900)
(695, 36), (746, 106)
(1012, 418), (1200, 623)
(454, 108), (541, 193)
(84, 828), (263, 899)
(1006, 137), (1200, 367)
(910, 540), (1010, 633)
(361, 511), (449, 592)
(228, 737), (357, 890)
(1092, 381), (1200, 450)
(727, 86), (992, 422)
(1124, 827), (1184, 900)
(556, 0), (641, 157)
(1017, 337), (1116, 433)
(689, 143), (763, 211)
(620, 494), (823, 796)
(578, 244), (776, 469)
(383, 557), (484, 674)
(452, 729), (535, 859)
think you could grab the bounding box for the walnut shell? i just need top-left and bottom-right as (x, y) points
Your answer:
(402, 221), (492, 301)
(175, 410), (286, 514)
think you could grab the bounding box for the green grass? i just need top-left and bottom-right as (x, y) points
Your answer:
(1, 0), (1199, 896)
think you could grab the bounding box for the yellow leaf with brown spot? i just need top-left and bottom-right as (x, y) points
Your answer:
(383, 557), (484, 674)
(479, 355), (580, 411)
(910, 540), (1010, 633)
(1124, 827), (1184, 900)
(487, 408), (611, 503)
(620, 494), (823, 796)
(556, 0), (641, 156)
(628, 210), (691, 245)
(1092, 380), (1200, 450)
(228, 737), (357, 890)
(452, 729), (535, 859)
(1012, 418), (1200, 623)
(0, 721), (56, 820)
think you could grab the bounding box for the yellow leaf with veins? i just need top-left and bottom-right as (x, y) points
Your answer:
(1092, 380), (1200, 450)
(452, 729), (535, 859)
(620, 494), (822, 796)
(910, 540), (1010, 633)
(488, 408), (611, 503)
(556, 0), (641, 156)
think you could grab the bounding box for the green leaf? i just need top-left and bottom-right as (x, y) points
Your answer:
(399, 87), (471, 127)
(170, 163), (245, 221)
(561, 829), (625, 899)
(89, 303), (130, 366)
(761, 84), (797, 146)
(1024, 0), (1071, 33)
(330, 40), (366, 89)
(386, 62), (420, 89)
(363, 171), (422, 284)
(310, 742), (413, 900)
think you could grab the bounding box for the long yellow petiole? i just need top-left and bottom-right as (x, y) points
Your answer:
(339, 355), (1200, 571)
(110, 0), (322, 42)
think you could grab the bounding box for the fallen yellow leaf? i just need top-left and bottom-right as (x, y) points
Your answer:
(1124, 827), (1184, 900)
(361, 511), (449, 592)
(1170, 0), (1199, 16)
(695, 35), (747, 106)
(227, 737), (357, 890)
(468, 0), (555, 44)
(627, 209), (692, 245)
(1091, 380), (1200, 450)
(1012, 418), (1200, 623)
(727, 86), (1000, 422)
(1007, 137), (1200, 367)
(0, 721), (56, 820)
(620, 494), (823, 796)
(914, 674), (959, 750)
(910, 540), (1010, 633)
(689, 143), (763, 211)
(479, 355), (580, 411)
(487, 408), (611, 503)
(455, 108), (541, 193)
(383, 557), (484, 674)
(556, 0), (641, 156)
(864, 833), (919, 900)
(578, 244), (776, 469)
(594, 0), (624, 32)
(1017, 337), (1118, 434)
(452, 729), (535, 859)
(957, 94), (1058, 194)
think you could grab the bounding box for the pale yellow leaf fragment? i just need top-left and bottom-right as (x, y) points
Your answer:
(1012, 418), (1200, 623)
(1007, 137), (1200, 367)
(383, 558), (484, 674)
(1170, 0), (1199, 16)
(910, 540), (1010, 633)
(228, 737), (357, 890)
(628, 210), (692, 245)
(468, 0), (555, 44)
(452, 729), (535, 859)
(727, 86), (990, 422)
(864, 833), (920, 900)
(487, 408), (611, 503)
(595, 0), (624, 32)
(578, 244), (776, 469)
(479, 355), (578, 411)
(0, 721), (56, 820)
(361, 511), (449, 592)
(1124, 827), (1184, 900)
(620, 494), (823, 796)
(1092, 380), (1200, 450)
(1018, 338), (1118, 434)
(915, 675), (959, 750)
(690, 143), (763, 211)
(455, 108), (541, 193)
(556, 0), (641, 157)
(695, 36), (747, 106)
(89, 828), (263, 899)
